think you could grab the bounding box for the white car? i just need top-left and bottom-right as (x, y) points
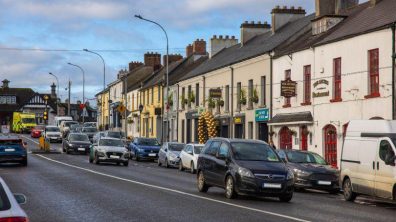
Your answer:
(89, 137), (130, 166)
(0, 177), (28, 221)
(179, 143), (204, 173)
(44, 125), (62, 143)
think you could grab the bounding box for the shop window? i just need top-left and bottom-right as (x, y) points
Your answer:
(331, 58), (342, 102)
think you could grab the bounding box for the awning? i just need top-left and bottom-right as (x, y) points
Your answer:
(268, 111), (313, 126)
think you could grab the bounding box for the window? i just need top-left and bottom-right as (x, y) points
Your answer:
(0, 96), (17, 104)
(248, 79), (253, 109)
(218, 143), (229, 157)
(158, 86), (161, 103)
(147, 89), (150, 105)
(205, 141), (221, 156)
(237, 82), (241, 111)
(143, 91), (145, 105)
(302, 65), (311, 104)
(379, 140), (395, 164)
(367, 49), (380, 97)
(284, 70), (291, 107)
(225, 85), (229, 112)
(188, 85), (192, 108)
(181, 87), (185, 109)
(196, 83), (199, 106)
(248, 122), (253, 139)
(261, 76), (266, 106)
(151, 87), (154, 104)
(332, 58), (342, 101)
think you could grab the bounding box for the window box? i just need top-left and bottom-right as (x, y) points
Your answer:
(364, 93), (380, 99)
(330, 98), (342, 103)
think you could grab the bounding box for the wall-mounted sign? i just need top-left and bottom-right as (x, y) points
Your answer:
(312, 79), (330, 98)
(255, 108), (269, 122)
(281, 79), (297, 98)
(234, 117), (243, 124)
(209, 88), (222, 98)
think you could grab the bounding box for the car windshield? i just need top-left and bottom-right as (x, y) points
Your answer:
(69, 134), (89, 142)
(168, 143), (184, 151)
(194, 145), (204, 154)
(286, 151), (327, 165)
(46, 127), (60, 132)
(99, 139), (124, 147)
(137, 138), (160, 146)
(107, 131), (125, 138)
(231, 142), (280, 162)
(82, 127), (97, 133)
(65, 122), (78, 127)
(84, 123), (96, 127)
(22, 118), (35, 124)
(70, 125), (80, 129)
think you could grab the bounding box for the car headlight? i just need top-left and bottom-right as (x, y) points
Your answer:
(293, 169), (309, 177)
(238, 167), (255, 178)
(137, 148), (144, 152)
(287, 169), (294, 180)
(97, 148), (105, 153)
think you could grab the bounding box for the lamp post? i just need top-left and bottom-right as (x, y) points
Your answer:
(48, 72), (59, 116)
(135, 14), (169, 143)
(83, 48), (109, 128)
(67, 62), (85, 123)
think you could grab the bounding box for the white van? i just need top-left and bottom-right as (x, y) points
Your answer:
(54, 116), (73, 127)
(340, 120), (396, 202)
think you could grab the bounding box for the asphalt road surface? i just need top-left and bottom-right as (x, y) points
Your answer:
(0, 135), (395, 222)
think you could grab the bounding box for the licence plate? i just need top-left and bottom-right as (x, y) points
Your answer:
(317, 181), (332, 185)
(148, 153), (156, 157)
(110, 155), (120, 159)
(4, 148), (15, 152)
(78, 148), (85, 151)
(263, 183), (282, 189)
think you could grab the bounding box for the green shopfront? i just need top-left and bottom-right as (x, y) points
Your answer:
(255, 108), (269, 142)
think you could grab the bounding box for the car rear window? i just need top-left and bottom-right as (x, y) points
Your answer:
(0, 184), (11, 211)
(0, 140), (22, 146)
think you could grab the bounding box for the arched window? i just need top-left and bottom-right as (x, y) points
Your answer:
(323, 124), (337, 167)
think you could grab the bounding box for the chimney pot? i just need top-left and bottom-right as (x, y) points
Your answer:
(250, 21), (254, 24)
(231, 36), (235, 39)
(219, 35), (223, 39)
(213, 35), (217, 39)
(291, 6), (295, 9)
(192, 38), (207, 55)
(225, 35), (229, 39)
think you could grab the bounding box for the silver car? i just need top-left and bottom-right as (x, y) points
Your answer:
(0, 177), (28, 221)
(89, 137), (130, 166)
(158, 142), (185, 168)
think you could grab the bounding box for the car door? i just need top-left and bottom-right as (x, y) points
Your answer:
(158, 143), (167, 164)
(203, 141), (221, 185)
(354, 139), (377, 195)
(212, 142), (231, 187)
(180, 145), (190, 168)
(374, 138), (396, 199)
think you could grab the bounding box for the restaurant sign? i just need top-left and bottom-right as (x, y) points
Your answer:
(209, 88), (222, 98)
(281, 79), (297, 98)
(312, 79), (329, 98)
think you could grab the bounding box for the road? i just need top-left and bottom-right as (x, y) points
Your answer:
(0, 135), (395, 222)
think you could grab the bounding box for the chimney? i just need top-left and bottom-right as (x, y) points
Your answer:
(186, 44), (193, 57)
(192, 39), (207, 55)
(210, 35), (238, 57)
(163, 54), (183, 65)
(370, 0), (382, 7)
(144, 52), (162, 71)
(77, 100), (81, 105)
(1, 79), (10, 89)
(241, 21), (271, 45)
(51, 82), (56, 99)
(335, 0), (358, 14)
(129, 61), (143, 72)
(271, 6), (306, 33)
(314, 0), (336, 17)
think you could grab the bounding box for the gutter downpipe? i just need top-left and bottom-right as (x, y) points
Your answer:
(269, 53), (273, 142)
(230, 67), (234, 138)
(176, 84), (179, 142)
(392, 22), (396, 120)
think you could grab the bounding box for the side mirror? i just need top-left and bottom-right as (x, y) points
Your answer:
(14, 193), (27, 205)
(187, 150), (193, 155)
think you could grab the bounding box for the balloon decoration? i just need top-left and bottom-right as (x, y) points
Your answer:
(198, 111), (217, 144)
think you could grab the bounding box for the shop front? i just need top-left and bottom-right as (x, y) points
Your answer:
(255, 108), (269, 143)
(233, 115), (245, 139)
(186, 110), (199, 143)
(215, 115), (230, 138)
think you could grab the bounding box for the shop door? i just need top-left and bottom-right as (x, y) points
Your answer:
(221, 125), (229, 138)
(279, 127), (292, 149)
(235, 124), (243, 139)
(258, 123), (268, 142)
(186, 119), (191, 143)
(300, 126), (308, 151)
(144, 118), (149, 138)
(194, 119), (199, 143)
(324, 125), (337, 167)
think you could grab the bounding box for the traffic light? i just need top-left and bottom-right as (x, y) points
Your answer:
(43, 111), (48, 120)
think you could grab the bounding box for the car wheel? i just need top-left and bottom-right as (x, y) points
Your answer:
(190, 161), (196, 174)
(225, 176), (237, 199)
(179, 160), (184, 171)
(197, 171), (209, 193)
(279, 193), (293, 202)
(94, 153), (100, 165)
(343, 178), (357, 201)
(157, 158), (162, 166)
(123, 161), (129, 167)
(165, 158), (169, 168)
(21, 158), (28, 167)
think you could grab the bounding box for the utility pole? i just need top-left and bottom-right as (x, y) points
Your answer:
(68, 80), (71, 116)
(124, 74), (128, 139)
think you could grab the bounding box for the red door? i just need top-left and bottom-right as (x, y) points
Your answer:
(324, 125), (337, 167)
(279, 127), (292, 149)
(300, 126), (308, 151)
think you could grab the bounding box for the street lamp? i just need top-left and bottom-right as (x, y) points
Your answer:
(67, 62), (85, 123)
(135, 14), (169, 143)
(48, 72), (59, 115)
(83, 48), (109, 128)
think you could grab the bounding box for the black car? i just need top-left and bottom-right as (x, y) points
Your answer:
(62, 133), (91, 154)
(276, 149), (340, 194)
(197, 138), (294, 201)
(81, 127), (97, 142)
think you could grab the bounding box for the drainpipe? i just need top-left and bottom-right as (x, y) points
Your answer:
(269, 53), (273, 141)
(392, 22), (396, 120)
(202, 76), (206, 107)
(230, 67), (234, 138)
(176, 84), (179, 142)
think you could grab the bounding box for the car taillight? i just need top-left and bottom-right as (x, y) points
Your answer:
(0, 217), (29, 222)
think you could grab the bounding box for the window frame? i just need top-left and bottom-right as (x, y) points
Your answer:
(283, 69), (291, 108)
(331, 57), (342, 102)
(302, 65), (311, 105)
(366, 48), (380, 98)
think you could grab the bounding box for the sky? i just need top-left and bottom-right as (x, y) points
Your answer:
(0, 0), (333, 106)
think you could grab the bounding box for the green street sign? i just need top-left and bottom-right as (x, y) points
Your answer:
(255, 108), (269, 122)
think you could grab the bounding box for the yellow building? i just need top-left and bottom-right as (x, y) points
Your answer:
(95, 88), (109, 130)
(139, 83), (163, 141)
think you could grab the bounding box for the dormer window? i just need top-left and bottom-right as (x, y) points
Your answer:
(312, 15), (346, 35)
(0, 95), (16, 104)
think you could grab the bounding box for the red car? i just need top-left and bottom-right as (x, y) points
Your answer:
(31, 125), (45, 138)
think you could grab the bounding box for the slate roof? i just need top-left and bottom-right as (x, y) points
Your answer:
(140, 60), (182, 90)
(0, 87), (35, 112)
(126, 65), (154, 92)
(181, 13), (315, 80)
(268, 111), (313, 124)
